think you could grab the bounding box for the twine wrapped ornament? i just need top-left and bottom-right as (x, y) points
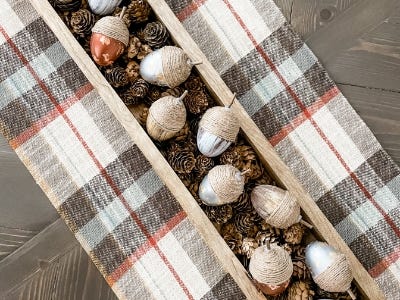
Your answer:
(249, 241), (293, 296)
(305, 241), (355, 299)
(140, 46), (202, 88)
(146, 91), (188, 141)
(197, 94), (240, 157)
(251, 185), (312, 229)
(199, 165), (245, 206)
(90, 7), (129, 66)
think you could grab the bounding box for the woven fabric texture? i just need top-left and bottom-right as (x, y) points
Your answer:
(166, 0), (400, 298)
(0, 1), (245, 299)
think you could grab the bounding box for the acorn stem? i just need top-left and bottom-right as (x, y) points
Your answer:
(241, 169), (251, 176)
(228, 93), (236, 108)
(347, 289), (356, 300)
(178, 90), (189, 102)
(119, 6), (127, 19)
(189, 60), (202, 66)
(265, 238), (271, 250)
(300, 218), (313, 229)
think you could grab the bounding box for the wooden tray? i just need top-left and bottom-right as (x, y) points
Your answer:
(29, 0), (384, 299)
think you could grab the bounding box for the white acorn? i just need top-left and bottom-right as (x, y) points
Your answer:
(88, 0), (122, 15)
(146, 91), (188, 141)
(197, 94), (240, 157)
(140, 46), (201, 88)
(199, 165), (244, 206)
(251, 185), (313, 229)
(305, 241), (355, 299)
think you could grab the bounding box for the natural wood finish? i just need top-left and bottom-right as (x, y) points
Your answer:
(29, 1), (263, 299)
(0, 226), (37, 261)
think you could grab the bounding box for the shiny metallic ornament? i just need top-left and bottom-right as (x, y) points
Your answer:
(88, 0), (122, 15)
(197, 94), (239, 157)
(146, 91), (188, 141)
(140, 46), (201, 88)
(305, 241), (355, 299)
(251, 185), (312, 229)
(199, 165), (244, 206)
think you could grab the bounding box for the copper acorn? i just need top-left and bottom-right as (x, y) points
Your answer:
(146, 91), (188, 141)
(199, 165), (245, 206)
(90, 7), (129, 66)
(249, 242), (293, 296)
(251, 185), (313, 229)
(139, 46), (201, 88)
(197, 94), (240, 157)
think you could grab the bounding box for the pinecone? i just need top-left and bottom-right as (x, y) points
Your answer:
(161, 87), (184, 98)
(255, 230), (280, 246)
(186, 181), (201, 203)
(255, 172), (274, 185)
(131, 78), (149, 99)
(127, 0), (151, 24)
(219, 146), (241, 167)
(234, 212), (258, 237)
(283, 223), (305, 245)
(194, 155), (214, 177)
(146, 86), (163, 104)
(287, 281), (315, 300)
(167, 146), (196, 174)
(127, 36), (142, 59)
(258, 220), (283, 239)
(235, 144), (263, 182)
(70, 9), (94, 37)
(231, 191), (252, 213)
(104, 67), (129, 88)
(142, 21), (169, 48)
(241, 237), (258, 258)
(203, 205), (233, 224)
(174, 122), (191, 142)
(316, 285), (358, 300)
(183, 90), (209, 115)
(137, 44), (152, 60)
(189, 117), (201, 133)
(292, 260), (311, 280)
(53, 0), (81, 11)
(127, 103), (149, 126)
(184, 75), (204, 91)
(125, 61), (140, 82)
(221, 223), (243, 255)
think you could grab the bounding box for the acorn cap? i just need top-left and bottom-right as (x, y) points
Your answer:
(249, 244), (293, 286)
(92, 16), (129, 46)
(161, 46), (193, 88)
(208, 165), (244, 204)
(199, 106), (239, 142)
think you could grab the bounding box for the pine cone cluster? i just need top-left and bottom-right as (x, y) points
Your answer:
(128, 103), (149, 126)
(167, 144), (196, 174)
(104, 67), (129, 88)
(183, 90), (209, 115)
(292, 260), (311, 280)
(142, 21), (169, 48)
(127, 0), (151, 24)
(127, 36), (142, 59)
(221, 223), (243, 255)
(204, 205), (233, 224)
(125, 61), (140, 82)
(234, 213), (258, 237)
(283, 223), (305, 245)
(287, 281), (315, 300)
(70, 9), (95, 36)
(184, 75), (204, 91)
(194, 155), (214, 177)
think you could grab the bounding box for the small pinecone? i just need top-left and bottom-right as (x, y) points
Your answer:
(316, 285), (357, 300)
(126, 61), (140, 83)
(137, 44), (152, 60)
(127, 0), (151, 24)
(255, 230), (280, 246)
(131, 78), (149, 98)
(231, 191), (252, 213)
(187, 181), (201, 203)
(142, 21), (169, 48)
(167, 146), (196, 174)
(204, 205), (233, 224)
(221, 223), (243, 255)
(234, 213), (258, 237)
(174, 122), (191, 142)
(236, 145), (263, 181)
(146, 86), (163, 104)
(241, 237), (258, 259)
(283, 223), (305, 245)
(259, 220), (283, 237)
(255, 172), (274, 185)
(127, 36), (142, 59)
(70, 9), (94, 37)
(128, 103), (149, 126)
(184, 75), (204, 91)
(104, 67), (129, 88)
(183, 90), (209, 115)
(53, 0), (81, 11)
(161, 87), (184, 98)
(194, 155), (214, 177)
(189, 117), (201, 133)
(287, 281), (315, 300)
(292, 260), (311, 280)
(219, 147), (241, 167)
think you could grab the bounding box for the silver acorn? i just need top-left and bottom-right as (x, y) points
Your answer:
(140, 46), (201, 88)
(197, 94), (239, 157)
(88, 0), (122, 15)
(305, 241), (355, 299)
(146, 91), (188, 141)
(199, 165), (244, 206)
(251, 185), (312, 229)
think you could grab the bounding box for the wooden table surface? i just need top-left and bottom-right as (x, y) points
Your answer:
(1, 1), (399, 299)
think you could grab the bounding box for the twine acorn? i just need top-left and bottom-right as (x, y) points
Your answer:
(146, 91), (188, 141)
(199, 106), (239, 142)
(249, 243), (293, 287)
(251, 185), (312, 229)
(91, 11), (129, 47)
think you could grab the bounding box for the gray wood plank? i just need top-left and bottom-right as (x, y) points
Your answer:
(0, 226), (37, 261)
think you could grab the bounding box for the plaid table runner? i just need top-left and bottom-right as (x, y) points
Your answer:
(0, 0), (245, 299)
(0, 0), (399, 299)
(166, 0), (400, 298)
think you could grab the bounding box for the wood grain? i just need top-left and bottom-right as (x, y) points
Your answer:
(0, 226), (37, 261)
